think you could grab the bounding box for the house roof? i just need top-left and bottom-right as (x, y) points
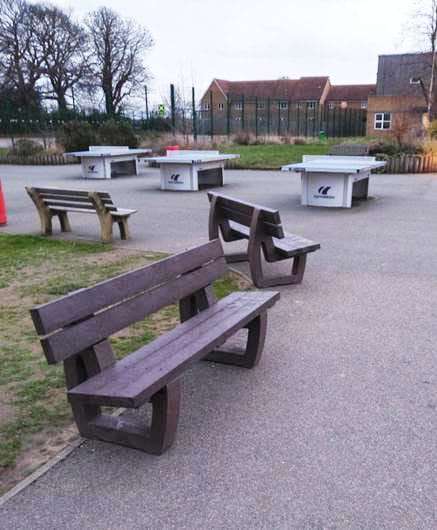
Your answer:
(212, 77), (329, 102)
(326, 84), (376, 102)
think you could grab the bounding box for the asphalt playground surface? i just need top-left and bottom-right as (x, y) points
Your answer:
(1, 165), (437, 529)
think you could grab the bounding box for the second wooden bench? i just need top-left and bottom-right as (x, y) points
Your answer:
(26, 186), (137, 243)
(208, 192), (320, 288)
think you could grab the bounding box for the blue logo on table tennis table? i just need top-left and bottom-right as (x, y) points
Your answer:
(169, 173), (183, 184)
(318, 186), (331, 195)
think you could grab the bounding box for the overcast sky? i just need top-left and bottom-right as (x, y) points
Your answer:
(43, 0), (420, 108)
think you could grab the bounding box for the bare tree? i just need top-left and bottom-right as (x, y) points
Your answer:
(86, 7), (153, 114)
(31, 4), (91, 112)
(0, 0), (42, 108)
(412, 0), (437, 118)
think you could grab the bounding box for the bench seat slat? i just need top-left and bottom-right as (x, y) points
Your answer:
(41, 193), (114, 205)
(229, 221), (320, 257)
(218, 205), (284, 238)
(68, 290), (279, 408)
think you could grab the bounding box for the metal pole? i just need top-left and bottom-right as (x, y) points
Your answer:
(287, 100), (290, 135)
(255, 97), (258, 138)
(192, 86), (197, 142)
(226, 93), (231, 137)
(267, 98), (271, 136)
(241, 95), (245, 130)
(71, 86), (76, 113)
(144, 85), (149, 119)
(278, 101), (281, 136)
(209, 90), (214, 139)
(170, 84), (176, 133)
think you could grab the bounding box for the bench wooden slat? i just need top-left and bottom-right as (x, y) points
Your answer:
(31, 187), (111, 198)
(68, 290), (279, 407)
(229, 221), (320, 257)
(40, 256), (227, 363)
(218, 205), (284, 238)
(31, 239), (224, 334)
(45, 201), (106, 211)
(40, 193), (114, 205)
(208, 192), (280, 224)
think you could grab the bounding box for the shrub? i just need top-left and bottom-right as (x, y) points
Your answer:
(428, 119), (437, 139)
(141, 117), (171, 132)
(57, 121), (97, 152)
(97, 119), (139, 148)
(368, 139), (422, 156)
(293, 137), (307, 145)
(232, 132), (254, 145)
(11, 139), (43, 157)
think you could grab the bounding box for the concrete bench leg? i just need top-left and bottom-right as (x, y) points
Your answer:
(58, 211), (72, 232)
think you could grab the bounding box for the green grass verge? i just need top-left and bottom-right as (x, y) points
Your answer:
(221, 143), (330, 169)
(0, 234), (243, 484)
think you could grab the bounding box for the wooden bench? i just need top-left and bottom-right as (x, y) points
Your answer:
(208, 192), (320, 288)
(329, 143), (369, 156)
(25, 186), (137, 243)
(30, 240), (280, 455)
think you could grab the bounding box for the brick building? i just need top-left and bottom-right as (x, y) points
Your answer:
(367, 53), (431, 138)
(200, 77), (375, 122)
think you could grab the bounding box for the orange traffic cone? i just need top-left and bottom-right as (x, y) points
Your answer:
(0, 180), (7, 225)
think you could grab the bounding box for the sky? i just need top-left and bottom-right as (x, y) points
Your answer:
(38, 0), (422, 108)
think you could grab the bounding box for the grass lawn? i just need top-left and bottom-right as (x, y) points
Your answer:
(0, 234), (247, 494)
(221, 143), (330, 169)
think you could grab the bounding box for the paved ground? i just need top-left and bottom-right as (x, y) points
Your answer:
(1, 165), (437, 529)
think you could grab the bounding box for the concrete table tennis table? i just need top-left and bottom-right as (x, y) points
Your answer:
(66, 146), (152, 179)
(146, 150), (240, 191)
(281, 155), (386, 208)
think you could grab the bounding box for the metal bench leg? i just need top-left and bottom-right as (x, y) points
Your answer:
(58, 211), (72, 232)
(203, 312), (267, 368)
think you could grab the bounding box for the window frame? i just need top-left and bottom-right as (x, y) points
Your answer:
(374, 112), (392, 130)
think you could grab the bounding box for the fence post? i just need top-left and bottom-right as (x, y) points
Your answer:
(278, 101), (281, 136)
(267, 98), (271, 136)
(241, 94), (245, 131)
(227, 93), (231, 138)
(304, 104), (308, 137)
(170, 84), (176, 133)
(297, 104), (300, 137)
(287, 100), (291, 135)
(192, 86), (197, 142)
(209, 90), (214, 140)
(255, 97), (258, 138)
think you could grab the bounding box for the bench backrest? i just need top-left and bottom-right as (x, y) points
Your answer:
(25, 187), (117, 213)
(30, 240), (227, 365)
(208, 192), (284, 239)
(329, 144), (369, 156)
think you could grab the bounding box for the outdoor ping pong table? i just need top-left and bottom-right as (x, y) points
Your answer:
(66, 146), (152, 179)
(146, 150), (240, 191)
(281, 155), (386, 208)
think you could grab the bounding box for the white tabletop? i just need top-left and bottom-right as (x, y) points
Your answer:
(146, 150), (239, 164)
(66, 148), (152, 157)
(281, 155), (386, 174)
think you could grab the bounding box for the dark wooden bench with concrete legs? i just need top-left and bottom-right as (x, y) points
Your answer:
(25, 186), (136, 243)
(208, 192), (320, 288)
(30, 240), (280, 455)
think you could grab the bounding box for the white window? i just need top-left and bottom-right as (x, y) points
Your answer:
(234, 116), (242, 121)
(328, 102), (335, 110)
(361, 101), (368, 109)
(340, 101), (348, 109)
(307, 101), (317, 109)
(218, 103), (224, 110)
(257, 102), (265, 109)
(234, 102), (243, 110)
(204, 103), (210, 110)
(279, 101), (288, 109)
(374, 112), (391, 130)
(297, 102), (304, 109)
